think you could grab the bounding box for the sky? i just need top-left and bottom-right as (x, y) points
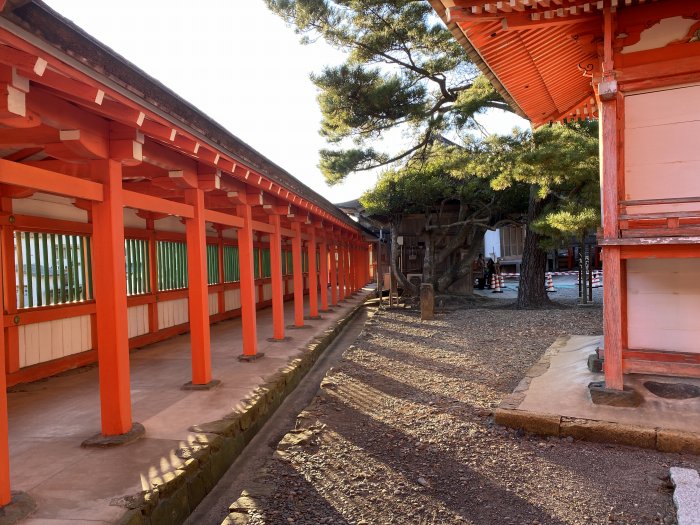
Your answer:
(43, 1), (527, 204)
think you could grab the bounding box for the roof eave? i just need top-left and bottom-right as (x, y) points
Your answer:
(429, 0), (529, 123)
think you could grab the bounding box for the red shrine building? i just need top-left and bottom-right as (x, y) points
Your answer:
(431, 1), (700, 388)
(0, 1), (373, 505)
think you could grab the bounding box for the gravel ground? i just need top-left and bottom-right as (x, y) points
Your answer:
(227, 294), (700, 525)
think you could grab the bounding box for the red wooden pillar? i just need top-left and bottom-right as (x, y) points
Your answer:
(291, 222), (305, 326)
(338, 240), (345, 301)
(236, 203), (259, 358)
(307, 226), (319, 318)
(0, 246), (10, 505)
(184, 188), (213, 385)
(601, 93), (623, 391)
(91, 159), (133, 436)
(268, 213), (286, 340)
(319, 234), (329, 311)
(330, 239), (338, 306)
(146, 217), (158, 336)
(0, 197), (18, 374)
(217, 228), (225, 316)
(600, 7), (623, 391)
(345, 241), (352, 295)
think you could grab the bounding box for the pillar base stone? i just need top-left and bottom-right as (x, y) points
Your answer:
(286, 324), (312, 330)
(588, 381), (642, 407)
(266, 336), (292, 343)
(81, 422), (145, 448)
(0, 492), (36, 525)
(238, 353), (265, 362)
(181, 379), (221, 391)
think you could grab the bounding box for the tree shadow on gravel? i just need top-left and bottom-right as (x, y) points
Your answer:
(250, 463), (353, 525)
(323, 398), (570, 525)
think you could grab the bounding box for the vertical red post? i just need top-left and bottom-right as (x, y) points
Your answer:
(237, 203), (258, 357)
(268, 214), (285, 339)
(601, 91), (623, 390)
(0, 197), (18, 374)
(291, 222), (305, 326)
(217, 228), (225, 316)
(91, 159), (132, 435)
(338, 240), (346, 301)
(307, 226), (319, 318)
(146, 218), (158, 335)
(184, 188), (213, 385)
(0, 247), (10, 504)
(330, 239), (338, 306)
(319, 235), (329, 311)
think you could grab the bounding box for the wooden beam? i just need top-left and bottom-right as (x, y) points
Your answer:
(0, 159), (102, 200)
(203, 209), (244, 228)
(122, 189), (194, 218)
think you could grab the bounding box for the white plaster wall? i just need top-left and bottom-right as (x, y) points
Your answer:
(224, 289), (241, 311)
(12, 193), (88, 223)
(208, 292), (218, 316)
(627, 258), (700, 353)
(127, 305), (149, 339)
(123, 207), (147, 229)
(262, 283), (272, 301)
(157, 298), (188, 329)
(625, 85), (700, 214)
(154, 215), (186, 234)
(19, 315), (91, 368)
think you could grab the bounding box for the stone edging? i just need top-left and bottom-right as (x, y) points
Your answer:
(221, 307), (380, 525)
(116, 294), (373, 525)
(495, 335), (700, 455)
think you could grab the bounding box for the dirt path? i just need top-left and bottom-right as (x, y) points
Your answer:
(221, 302), (700, 525)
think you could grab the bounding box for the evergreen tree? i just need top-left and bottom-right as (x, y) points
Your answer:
(265, 0), (510, 184)
(477, 121), (600, 307)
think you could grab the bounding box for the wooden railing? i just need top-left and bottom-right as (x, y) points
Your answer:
(618, 196), (700, 238)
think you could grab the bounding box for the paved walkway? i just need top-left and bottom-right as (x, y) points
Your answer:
(8, 288), (372, 524)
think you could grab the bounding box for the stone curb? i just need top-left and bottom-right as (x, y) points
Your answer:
(115, 292), (374, 525)
(220, 307), (379, 524)
(495, 334), (700, 454)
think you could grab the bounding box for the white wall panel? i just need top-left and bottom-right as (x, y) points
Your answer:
(627, 258), (700, 353)
(127, 305), (149, 339)
(208, 292), (219, 315)
(224, 289), (241, 311)
(157, 298), (189, 329)
(19, 315), (92, 368)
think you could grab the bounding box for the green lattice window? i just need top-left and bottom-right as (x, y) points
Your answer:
(261, 248), (271, 278)
(253, 248), (260, 279)
(223, 245), (240, 283)
(206, 244), (220, 285)
(125, 238), (150, 296)
(157, 241), (188, 291)
(15, 231), (93, 308)
(301, 250), (308, 273)
(283, 250), (293, 275)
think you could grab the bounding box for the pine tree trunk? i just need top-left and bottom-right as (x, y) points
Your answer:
(517, 188), (551, 308)
(390, 221), (418, 295)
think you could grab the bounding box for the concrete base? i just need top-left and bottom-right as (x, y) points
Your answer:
(266, 336), (292, 343)
(496, 335), (700, 453)
(81, 422), (146, 448)
(237, 353), (265, 362)
(181, 379), (222, 391)
(0, 492), (36, 525)
(286, 324), (312, 330)
(304, 315), (323, 321)
(588, 381), (642, 407)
